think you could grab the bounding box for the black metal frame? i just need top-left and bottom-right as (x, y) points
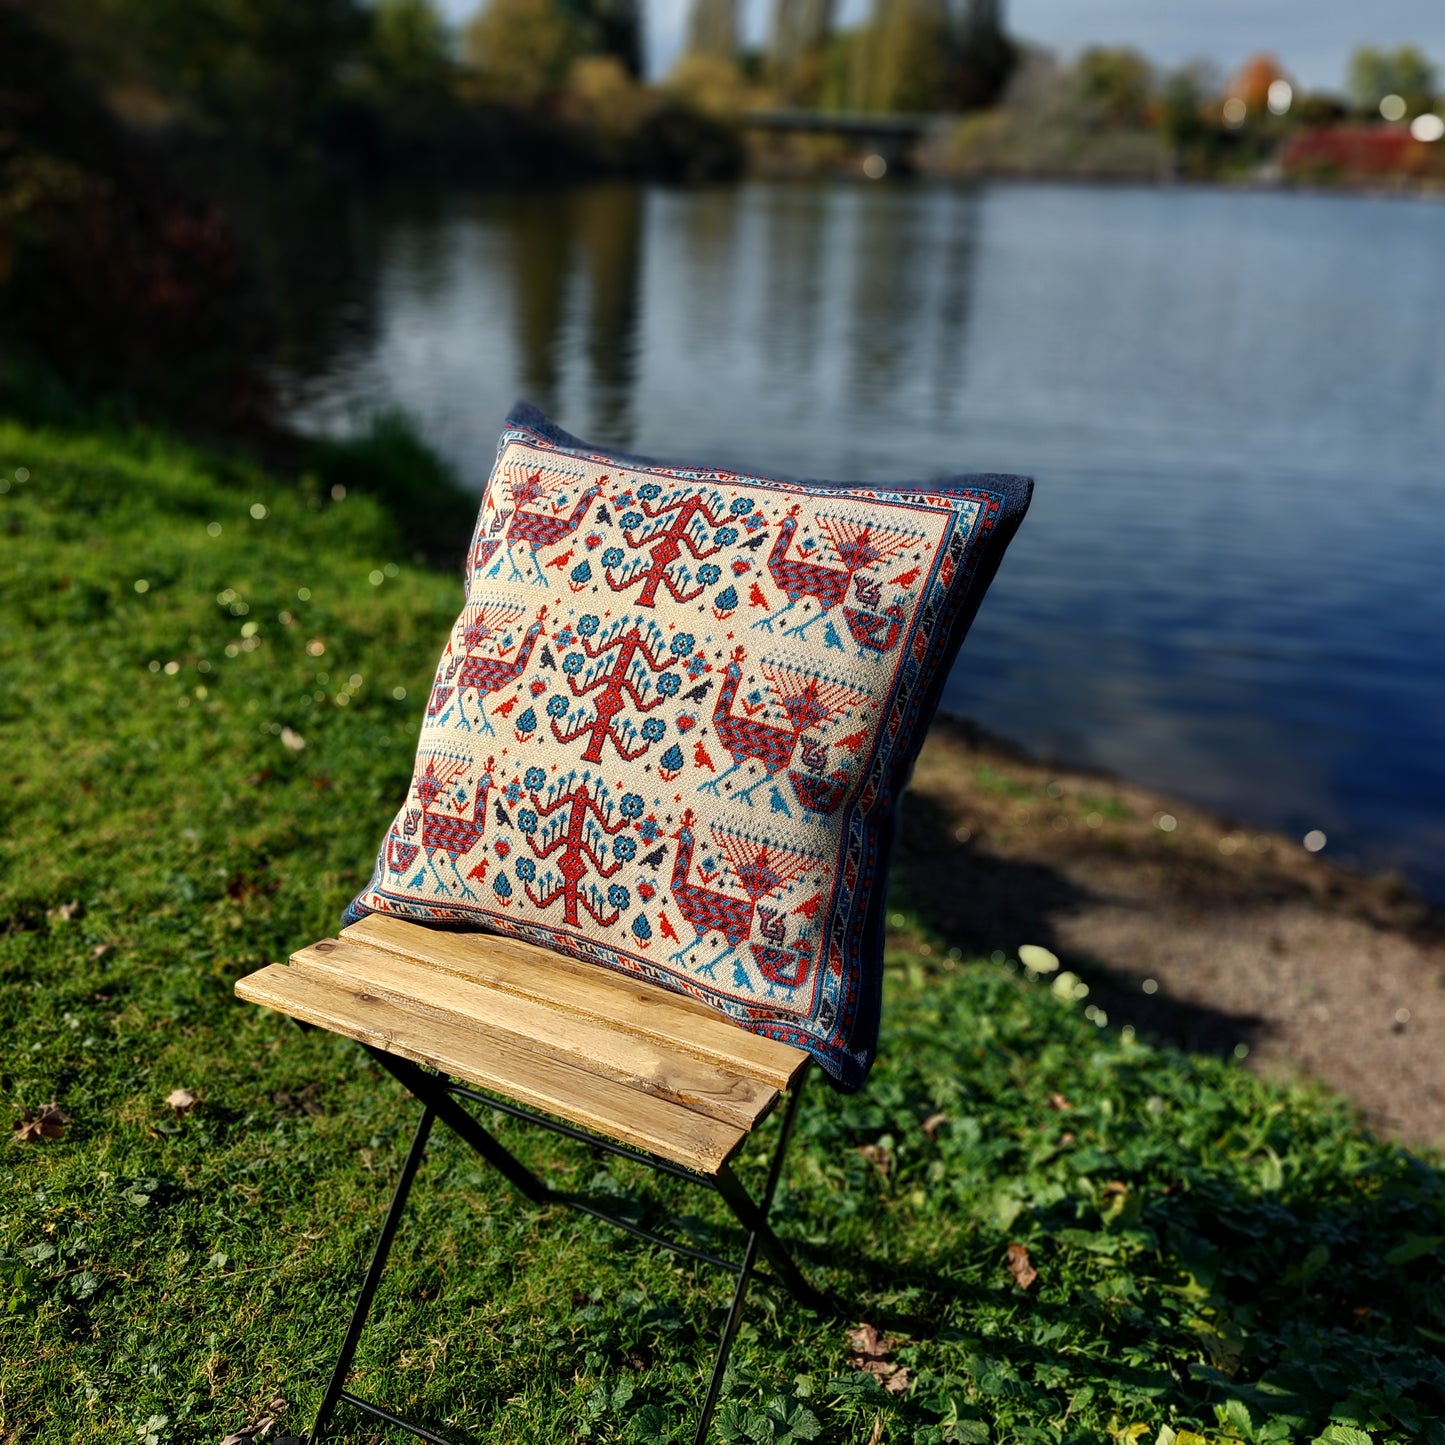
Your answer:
(309, 1046), (829, 1445)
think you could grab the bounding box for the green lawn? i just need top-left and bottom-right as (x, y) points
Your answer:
(2, 418), (1443, 1445)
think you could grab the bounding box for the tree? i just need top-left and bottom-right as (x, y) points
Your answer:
(98, 0), (370, 140)
(464, 0), (592, 104)
(1226, 53), (1291, 118)
(591, 0), (642, 76)
(863, 0), (950, 113)
(950, 0), (1016, 110)
(1348, 45), (1437, 117)
(370, 0), (452, 90)
(1157, 61), (1213, 148)
(687, 0), (739, 60)
(664, 52), (750, 116)
(1072, 45), (1153, 129)
(770, 0), (834, 100)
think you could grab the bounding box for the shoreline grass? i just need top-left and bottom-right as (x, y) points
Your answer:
(2, 416), (1443, 1444)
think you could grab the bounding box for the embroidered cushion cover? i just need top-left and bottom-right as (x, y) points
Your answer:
(346, 405), (1031, 1090)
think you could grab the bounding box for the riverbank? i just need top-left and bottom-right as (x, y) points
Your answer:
(904, 717), (1445, 1152)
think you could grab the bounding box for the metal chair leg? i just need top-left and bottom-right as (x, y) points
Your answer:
(693, 1067), (818, 1443)
(694, 1216), (765, 1443)
(308, 1061), (828, 1444)
(311, 1104), (436, 1444)
(366, 1048), (552, 1205)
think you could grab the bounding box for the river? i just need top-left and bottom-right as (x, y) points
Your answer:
(272, 179), (1445, 900)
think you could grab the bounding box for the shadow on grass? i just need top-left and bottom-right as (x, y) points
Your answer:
(323, 1011), (1445, 1445)
(896, 788), (1272, 1060)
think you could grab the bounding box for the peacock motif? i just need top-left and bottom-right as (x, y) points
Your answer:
(753, 507), (922, 637)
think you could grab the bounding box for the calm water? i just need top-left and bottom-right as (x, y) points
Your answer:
(274, 180), (1445, 899)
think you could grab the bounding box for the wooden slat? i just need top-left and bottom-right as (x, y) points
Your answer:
(236, 964), (747, 1174)
(341, 914), (808, 1090)
(290, 938), (777, 1131)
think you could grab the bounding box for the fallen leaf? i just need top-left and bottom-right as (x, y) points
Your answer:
(856, 1143), (891, 1177)
(920, 1112), (948, 1141)
(12, 1103), (71, 1143)
(1006, 1242), (1038, 1290)
(1058, 1131), (1076, 1147)
(846, 1323), (912, 1395)
(867, 1416), (885, 1445)
(219, 1396), (286, 1445)
(91, 943), (111, 960)
(272, 1082), (325, 1117)
(847, 1322), (890, 1360)
(165, 1087), (198, 1114)
(50, 899), (83, 921)
(279, 727), (306, 752)
(880, 1365), (910, 1395)
(1046, 1092), (1072, 1111)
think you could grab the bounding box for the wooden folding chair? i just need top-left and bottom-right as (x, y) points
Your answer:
(236, 911), (832, 1443)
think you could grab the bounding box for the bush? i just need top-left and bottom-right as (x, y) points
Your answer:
(305, 411), (477, 567)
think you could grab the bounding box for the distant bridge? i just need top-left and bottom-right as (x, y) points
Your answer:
(743, 108), (937, 138)
(740, 109), (951, 170)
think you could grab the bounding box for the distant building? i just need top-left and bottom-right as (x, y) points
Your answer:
(1280, 123), (1445, 181)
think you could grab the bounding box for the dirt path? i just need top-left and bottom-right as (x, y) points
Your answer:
(900, 718), (1445, 1153)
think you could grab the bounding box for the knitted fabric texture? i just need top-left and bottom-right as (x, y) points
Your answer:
(347, 405), (1031, 1089)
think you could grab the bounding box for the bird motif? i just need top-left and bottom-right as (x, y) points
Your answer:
(752, 508), (919, 637)
(489, 468), (603, 585)
(406, 753), (496, 900)
(701, 647), (871, 804)
(757, 906), (786, 944)
(443, 605), (548, 735)
(787, 767), (851, 818)
(667, 812), (818, 978)
(798, 734), (829, 774)
(843, 601), (907, 654)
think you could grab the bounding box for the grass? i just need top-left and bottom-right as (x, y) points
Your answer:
(2, 415), (1444, 1445)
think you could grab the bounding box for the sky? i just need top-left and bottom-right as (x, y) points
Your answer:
(436, 0), (1445, 92)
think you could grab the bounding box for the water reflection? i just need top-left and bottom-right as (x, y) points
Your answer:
(575, 185), (644, 440)
(275, 180), (1445, 900)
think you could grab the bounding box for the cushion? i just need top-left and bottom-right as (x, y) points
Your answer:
(346, 404), (1031, 1090)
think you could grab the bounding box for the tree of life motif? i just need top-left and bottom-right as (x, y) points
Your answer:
(550, 614), (690, 763)
(753, 506), (922, 637)
(667, 810), (820, 981)
(404, 752), (495, 901)
(602, 482), (750, 607)
(488, 464), (602, 586)
(438, 601), (547, 735)
(702, 647), (872, 804)
(515, 767), (641, 928)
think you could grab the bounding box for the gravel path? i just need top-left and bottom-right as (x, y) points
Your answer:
(901, 718), (1445, 1153)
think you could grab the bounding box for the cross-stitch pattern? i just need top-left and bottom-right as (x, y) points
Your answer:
(348, 406), (1032, 1088)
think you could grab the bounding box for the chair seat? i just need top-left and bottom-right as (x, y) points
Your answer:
(235, 914), (809, 1176)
